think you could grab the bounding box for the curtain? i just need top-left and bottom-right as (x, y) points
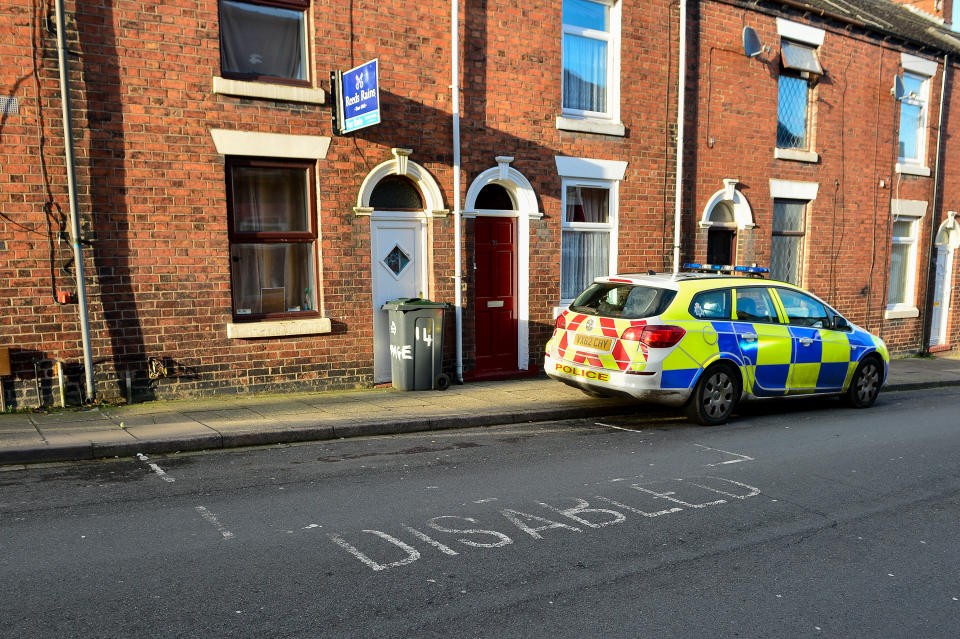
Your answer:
(562, 230), (609, 299)
(888, 243), (909, 305)
(563, 33), (607, 112)
(221, 0), (304, 80)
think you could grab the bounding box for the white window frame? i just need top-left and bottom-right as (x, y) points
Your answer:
(885, 199), (928, 319)
(774, 19), (823, 163)
(559, 178), (617, 305)
(896, 72), (931, 174)
(558, 0), (622, 135)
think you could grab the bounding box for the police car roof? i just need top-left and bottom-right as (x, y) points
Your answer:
(595, 272), (783, 289)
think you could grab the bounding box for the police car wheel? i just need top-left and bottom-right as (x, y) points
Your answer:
(686, 363), (740, 426)
(845, 357), (881, 408)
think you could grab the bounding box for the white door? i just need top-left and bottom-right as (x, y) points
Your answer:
(371, 219), (424, 382)
(929, 246), (954, 347)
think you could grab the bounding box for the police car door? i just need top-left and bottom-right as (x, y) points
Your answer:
(732, 287), (791, 395)
(774, 288), (849, 393)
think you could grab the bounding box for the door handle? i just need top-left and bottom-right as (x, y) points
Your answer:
(799, 337), (814, 346)
(741, 333), (758, 342)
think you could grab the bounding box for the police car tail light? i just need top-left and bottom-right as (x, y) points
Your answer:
(555, 314), (567, 331)
(620, 326), (643, 342)
(639, 325), (686, 348)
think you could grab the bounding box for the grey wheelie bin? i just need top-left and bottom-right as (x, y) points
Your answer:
(380, 298), (451, 391)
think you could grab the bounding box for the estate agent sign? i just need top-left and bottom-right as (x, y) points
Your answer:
(332, 59), (381, 135)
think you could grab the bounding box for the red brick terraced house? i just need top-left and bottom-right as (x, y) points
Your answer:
(0, 0), (958, 406)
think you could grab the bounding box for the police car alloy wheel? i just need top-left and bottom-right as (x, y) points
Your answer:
(687, 362), (740, 426)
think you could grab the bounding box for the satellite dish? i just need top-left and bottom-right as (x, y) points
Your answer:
(893, 75), (906, 100)
(743, 27), (764, 58)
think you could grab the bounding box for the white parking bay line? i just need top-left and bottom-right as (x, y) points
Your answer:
(195, 506), (235, 540)
(596, 422), (643, 433)
(148, 462), (176, 482)
(694, 443), (754, 466)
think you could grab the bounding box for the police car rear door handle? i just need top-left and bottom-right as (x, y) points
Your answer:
(742, 332), (758, 341)
(799, 337), (814, 346)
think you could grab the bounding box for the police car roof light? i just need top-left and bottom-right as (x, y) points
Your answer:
(682, 263), (769, 278)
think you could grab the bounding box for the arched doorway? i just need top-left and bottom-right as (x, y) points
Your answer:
(463, 157), (541, 378)
(930, 214), (960, 348)
(357, 149), (445, 383)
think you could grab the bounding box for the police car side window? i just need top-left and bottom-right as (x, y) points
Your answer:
(690, 289), (731, 319)
(735, 288), (778, 323)
(777, 288), (830, 328)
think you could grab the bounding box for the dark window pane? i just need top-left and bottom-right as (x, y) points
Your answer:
(220, 0), (306, 81)
(707, 229), (735, 265)
(230, 242), (315, 314)
(772, 199), (805, 232)
(735, 288), (778, 323)
(475, 184), (515, 210)
(565, 186), (609, 223)
(370, 175), (424, 210)
(777, 288), (830, 327)
(231, 165), (309, 233)
(691, 289), (731, 319)
(571, 284), (675, 319)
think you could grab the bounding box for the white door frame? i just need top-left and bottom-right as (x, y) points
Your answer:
(463, 158), (542, 371)
(359, 150), (445, 383)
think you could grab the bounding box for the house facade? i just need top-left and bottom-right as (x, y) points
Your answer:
(0, 0), (958, 406)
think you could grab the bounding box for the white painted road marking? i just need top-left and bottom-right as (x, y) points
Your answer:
(596, 422), (642, 433)
(694, 444), (754, 466)
(148, 463), (176, 482)
(329, 476), (761, 571)
(195, 506), (235, 540)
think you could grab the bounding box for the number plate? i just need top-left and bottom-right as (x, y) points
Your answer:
(574, 334), (612, 350)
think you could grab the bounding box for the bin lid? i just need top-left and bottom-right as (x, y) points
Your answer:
(381, 297), (450, 311)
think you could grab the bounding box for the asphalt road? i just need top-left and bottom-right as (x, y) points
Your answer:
(2, 388), (959, 638)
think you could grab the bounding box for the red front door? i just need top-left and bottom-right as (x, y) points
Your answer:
(473, 217), (518, 376)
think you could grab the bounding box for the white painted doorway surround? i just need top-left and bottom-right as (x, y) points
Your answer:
(358, 149), (446, 384)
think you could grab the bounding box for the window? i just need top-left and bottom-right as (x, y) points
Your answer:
(771, 199), (806, 285)
(775, 18), (823, 159)
(219, 0), (309, 85)
(562, 0), (619, 120)
(888, 218), (919, 307)
(690, 289), (731, 320)
(227, 157), (318, 319)
(561, 182), (615, 300)
(776, 288), (830, 328)
(735, 288), (779, 323)
(571, 284), (675, 319)
(898, 72), (929, 166)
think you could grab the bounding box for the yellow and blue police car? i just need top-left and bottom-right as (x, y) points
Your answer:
(544, 264), (889, 425)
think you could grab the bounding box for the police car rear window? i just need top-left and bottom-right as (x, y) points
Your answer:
(570, 284), (676, 319)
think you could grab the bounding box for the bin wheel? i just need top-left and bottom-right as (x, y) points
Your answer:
(435, 374), (451, 391)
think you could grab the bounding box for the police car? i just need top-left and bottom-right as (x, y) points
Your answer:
(544, 264), (889, 425)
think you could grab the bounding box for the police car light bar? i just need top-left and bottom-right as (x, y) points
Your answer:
(682, 263), (770, 277)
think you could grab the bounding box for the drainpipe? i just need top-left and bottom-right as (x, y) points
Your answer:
(451, 0), (463, 382)
(55, 0), (95, 401)
(673, 0), (687, 274)
(921, 54), (949, 352)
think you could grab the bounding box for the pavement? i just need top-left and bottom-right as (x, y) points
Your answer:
(2, 355), (960, 466)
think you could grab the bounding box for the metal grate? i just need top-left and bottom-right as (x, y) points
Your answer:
(777, 75), (808, 149)
(0, 96), (19, 116)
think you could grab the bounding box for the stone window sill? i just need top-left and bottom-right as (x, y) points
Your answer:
(556, 116), (625, 137)
(895, 163), (931, 177)
(213, 76), (326, 105)
(884, 306), (920, 320)
(775, 148), (819, 163)
(227, 317), (332, 339)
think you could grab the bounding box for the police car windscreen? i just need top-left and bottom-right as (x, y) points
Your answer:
(570, 284), (676, 319)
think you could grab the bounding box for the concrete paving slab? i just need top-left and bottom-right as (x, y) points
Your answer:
(124, 421), (217, 441)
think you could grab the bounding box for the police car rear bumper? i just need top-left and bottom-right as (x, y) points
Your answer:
(544, 354), (691, 406)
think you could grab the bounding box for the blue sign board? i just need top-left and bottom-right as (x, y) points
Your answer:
(338, 59), (380, 134)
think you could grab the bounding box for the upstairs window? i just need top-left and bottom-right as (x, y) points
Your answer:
(220, 0), (309, 85)
(898, 72), (929, 166)
(562, 0), (619, 119)
(777, 40), (821, 151)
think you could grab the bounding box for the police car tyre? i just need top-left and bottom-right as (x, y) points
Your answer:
(686, 362), (741, 426)
(435, 374), (451, 391)
(845, 356), (882, 408)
